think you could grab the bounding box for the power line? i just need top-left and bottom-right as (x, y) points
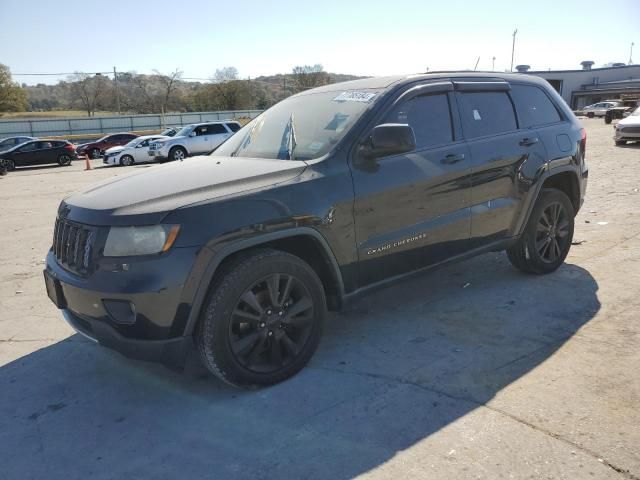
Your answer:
(12, 72), (112, 76)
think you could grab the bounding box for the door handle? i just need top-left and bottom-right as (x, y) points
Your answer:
(519, 137), (539, 147)
(441, 153), (465, 164)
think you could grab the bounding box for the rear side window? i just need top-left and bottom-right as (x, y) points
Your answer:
(457, 92), (517, 139)
(226, 123), (241, 132)
(383, 93), (453, 149)
(510, 84), (561, 128)
(206, 124), (227, 134)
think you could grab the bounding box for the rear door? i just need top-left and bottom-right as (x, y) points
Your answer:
(36, 141), (57, 165)
(351, 82), (473, 286)
(454, 82), (548, 248)
(206, 123), (231, 150)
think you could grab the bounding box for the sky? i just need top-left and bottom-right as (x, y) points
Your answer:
(1, 0), (638, 85)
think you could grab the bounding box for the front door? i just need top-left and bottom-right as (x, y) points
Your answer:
(12, 141), (40, 166)
(351, 84), (472, 287)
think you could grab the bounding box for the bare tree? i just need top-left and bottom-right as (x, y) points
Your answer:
(69, 73), (108, 116)
(154, 69), (183, 118)
(292, 64), (328, 92)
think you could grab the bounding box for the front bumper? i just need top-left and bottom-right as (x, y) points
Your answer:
(62, 309), (192, 367)
(614, 127), (640, 141)
(44, 245), (201, 368)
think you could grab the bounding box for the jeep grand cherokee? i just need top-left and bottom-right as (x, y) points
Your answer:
(44, 72), (588, 388)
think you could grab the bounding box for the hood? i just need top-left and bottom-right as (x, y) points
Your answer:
(619, 114), (640, 126)
(63, 156), (307, 225)
(105, 146), (125, 155)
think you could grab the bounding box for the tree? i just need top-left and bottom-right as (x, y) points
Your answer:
(154, 69), (183, 116)
(0, 64), (28, 112)
(69, 73), (109, 116)
(291, 64), (329, 92)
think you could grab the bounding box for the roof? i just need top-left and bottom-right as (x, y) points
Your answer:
(528, 64), (640, 74)
(300, 71), (549, 95)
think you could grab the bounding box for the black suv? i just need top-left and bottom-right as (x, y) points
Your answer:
(44, 73), (588, 388)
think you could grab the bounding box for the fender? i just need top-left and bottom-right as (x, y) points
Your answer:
(181, 227), (345, 337)
(512, 162), (582, 237)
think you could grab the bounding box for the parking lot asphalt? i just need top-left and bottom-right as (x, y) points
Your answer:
(1, 119), (639, 480)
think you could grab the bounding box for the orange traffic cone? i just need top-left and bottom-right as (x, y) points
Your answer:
(84, 156), (92, 171)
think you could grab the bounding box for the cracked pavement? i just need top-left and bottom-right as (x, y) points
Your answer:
(0, 119), (639, 479)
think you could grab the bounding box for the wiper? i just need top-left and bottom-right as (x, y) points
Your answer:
(231, 119), (259, 157)
(286, 113), (297, 160)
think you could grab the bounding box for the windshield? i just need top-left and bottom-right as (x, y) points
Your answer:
(175, 125), (193, 137)
(124, 138), (140, 148)
(631, 107), (640, 116)
(212, 90), (381, 160)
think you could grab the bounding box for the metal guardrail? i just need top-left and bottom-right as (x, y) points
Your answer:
(0, 110), (263, 138)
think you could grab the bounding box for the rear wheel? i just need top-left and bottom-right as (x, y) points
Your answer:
(507, 188), (574, 274)
(586, 112), (595, 118)
(169, 146), (187, 161)
(57, 154), (72, 166)
(89, 148), (101, 159)
(196, 249), (326, 388)
(120, 155), (134, 166)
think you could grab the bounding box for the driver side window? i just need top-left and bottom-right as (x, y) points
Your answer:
(382, 93), (453, 150)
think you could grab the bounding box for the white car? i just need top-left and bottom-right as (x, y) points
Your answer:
(148, 121), (241, 162)
(614, 107), (640, 145)
(582, 101), (621, 118)
(102, 135), (168, 166)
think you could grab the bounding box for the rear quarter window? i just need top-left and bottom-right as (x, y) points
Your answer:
(226, 123), (241, 132)
(457, 91), (517, 139)
(510, 84), (562, 128)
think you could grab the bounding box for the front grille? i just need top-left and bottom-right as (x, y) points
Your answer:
(620, 126), (640, 134)
(52, 218), (96, 275)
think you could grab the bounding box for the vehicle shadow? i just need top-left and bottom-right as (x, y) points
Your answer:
(0, 253), (599, 480)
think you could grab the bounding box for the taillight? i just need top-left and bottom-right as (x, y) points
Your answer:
(64, 144), (75, 151)
(580, 128), (587, 158)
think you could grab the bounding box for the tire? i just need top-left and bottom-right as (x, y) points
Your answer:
(169, 146), (187, 161)
(89, 148), (101, 159)
(120, 155), (134, 167)
(57, 154), (72, 166)
(3, 158), (16, 171)
(586, 112), (594, 118)
(196, 249), (326, 388)
(615, 140), (627, 146)
(507, 188), (574, 274)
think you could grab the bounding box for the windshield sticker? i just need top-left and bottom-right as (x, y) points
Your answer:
(473, 109), (482, 120)
(308, 141), (324, 153)
(333, 91), (377, 103)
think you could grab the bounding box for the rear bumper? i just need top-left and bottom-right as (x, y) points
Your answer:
(62, 309), (193, 368)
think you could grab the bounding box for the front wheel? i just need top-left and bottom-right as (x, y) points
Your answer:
(3, 158), (16, 171)
(89, 148), (101, 159)
(169, 147), (187, 161)
(615, 140), (626, 146)
(507, 188), (575, 274)
(57, 154), (72, 166)
(120, 155), (134, 167)
(196, 249), (326, 388)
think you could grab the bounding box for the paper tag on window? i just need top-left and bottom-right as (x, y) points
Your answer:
(333, 91), (377, 103)
(473, 109), (482, 120)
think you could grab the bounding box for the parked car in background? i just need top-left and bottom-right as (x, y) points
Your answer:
(0, 136), (36, 153)
(148, 121), (241, 161)
(0, 140), (76, 170)
(582, 101), (621, 118)
(75, 133), (139, 159)
(160, 127), (182, 137)
(103, 135), (168, 166)
(614, 106), (640, 145)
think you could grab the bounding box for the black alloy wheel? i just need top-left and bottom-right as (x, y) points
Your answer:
(229, 273), (314, 373)
(535, 201), (570, 264)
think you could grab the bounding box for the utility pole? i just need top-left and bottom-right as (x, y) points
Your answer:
(630, 42), (635, 65)
(510, 29), (518, 72)
(283, 74), (287, 100)
(492, 56), (496, 71)
(113, 66), (121, 115)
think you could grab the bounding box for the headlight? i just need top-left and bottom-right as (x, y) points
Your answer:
(103, 225), (180, 257)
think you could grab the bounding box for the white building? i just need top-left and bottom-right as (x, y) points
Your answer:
(515, 62), (640, 109)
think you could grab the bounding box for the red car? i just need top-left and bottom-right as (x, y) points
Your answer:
(75, 133), (138, 159)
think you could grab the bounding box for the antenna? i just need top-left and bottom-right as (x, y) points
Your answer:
(474, 56), (481, 71)
(510, 29), (518, 72)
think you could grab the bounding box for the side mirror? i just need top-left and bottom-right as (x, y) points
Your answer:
(189, 131), (196, 137)
(367, 124), (416, 158)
